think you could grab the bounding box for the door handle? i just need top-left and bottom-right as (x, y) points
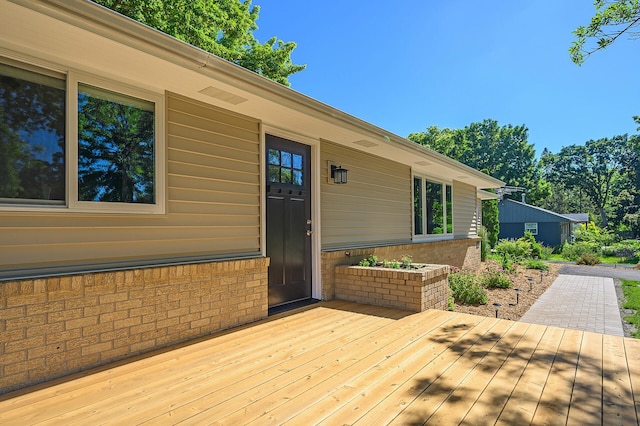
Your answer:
(306, 230), (313, 237)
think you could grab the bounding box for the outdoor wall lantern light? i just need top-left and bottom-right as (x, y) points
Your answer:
(330, 164), (348, 184)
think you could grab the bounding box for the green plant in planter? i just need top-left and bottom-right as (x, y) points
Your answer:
(401, 255), (412, 268)
(383, 259), (401, 269)
(358, 255), (378, 267)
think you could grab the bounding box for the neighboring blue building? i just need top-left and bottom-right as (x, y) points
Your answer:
(498, 199), (586, 247)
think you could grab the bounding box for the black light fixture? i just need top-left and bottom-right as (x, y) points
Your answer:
(331, 164), (348, 184)
(528, 276), (534, 291)
(510, 288), (521, 306)
(493, 302), (501, 318)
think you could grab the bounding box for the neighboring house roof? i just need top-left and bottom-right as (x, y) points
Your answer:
(1, 0), (504, 190)
(498, 199), (583, 223)
(562, 213), (589, 222)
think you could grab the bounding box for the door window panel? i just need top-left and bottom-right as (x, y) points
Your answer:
(267, 148), (304, 186)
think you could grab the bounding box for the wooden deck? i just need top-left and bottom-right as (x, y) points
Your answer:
(1, 300), (640, 425)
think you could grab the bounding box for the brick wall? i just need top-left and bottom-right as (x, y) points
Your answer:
(0, 258), (269, 394)
(321, 238), (480, 300)
(335, 264), (450, 312)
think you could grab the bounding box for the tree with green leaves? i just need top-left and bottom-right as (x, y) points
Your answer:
(482, 199), (500, 248)
(409, 119), (550, 246)
(93, 0), (305, 86)
(542, 135), (629, 228)
(570, 0), (640, 65)
(408, 119), (549, 205)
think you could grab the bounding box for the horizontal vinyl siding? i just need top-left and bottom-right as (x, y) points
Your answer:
(0, 93), (261, 277)
(321, 141), (411, 248)
(453, 181), (478, 238)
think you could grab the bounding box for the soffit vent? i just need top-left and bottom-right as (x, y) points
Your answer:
(199, 86), (248, 105)
(352, 139), (378, 148)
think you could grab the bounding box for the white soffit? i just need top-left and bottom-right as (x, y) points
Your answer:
(352, 139), (378, 148)
(199, 86), (248, 105)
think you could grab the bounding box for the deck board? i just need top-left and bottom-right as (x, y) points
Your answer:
(530, 328), (581, 424)
(567, 331), (603, 425)
(0, 301), (638, 425)
(459, 322), (548, 425)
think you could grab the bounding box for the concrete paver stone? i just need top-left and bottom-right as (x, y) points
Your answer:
(520, 274), (624, 336)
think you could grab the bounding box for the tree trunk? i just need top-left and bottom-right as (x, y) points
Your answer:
(599, 207), (608, 228)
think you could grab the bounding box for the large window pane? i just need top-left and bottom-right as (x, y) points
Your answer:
(0, 63), (65, 202)
(413, 177), (423, 235)
(78, 83), (155, 203)
(446, 184), (453, 233)
(426, 180), (443, 234)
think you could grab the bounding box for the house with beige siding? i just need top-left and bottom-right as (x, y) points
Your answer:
(0, 0), (503, 393)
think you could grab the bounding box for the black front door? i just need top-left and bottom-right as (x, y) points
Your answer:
(266, 135), (312, 307)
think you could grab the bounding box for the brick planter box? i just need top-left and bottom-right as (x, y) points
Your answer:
(334, 264), (450, 312)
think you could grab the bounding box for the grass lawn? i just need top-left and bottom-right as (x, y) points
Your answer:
(622, 279), (640, 338)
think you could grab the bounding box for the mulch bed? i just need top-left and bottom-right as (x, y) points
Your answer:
(452, 261), (561, 321)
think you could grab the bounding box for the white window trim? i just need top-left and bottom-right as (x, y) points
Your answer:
(0, 58), (165, 214)
(525, 222), (538, 236)
(68, 72), (165, 214)
(412, 173), (454, 241)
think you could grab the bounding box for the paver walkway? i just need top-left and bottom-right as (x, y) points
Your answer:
(520, 274), (624, 336)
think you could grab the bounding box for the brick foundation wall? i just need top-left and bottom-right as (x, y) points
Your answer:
(321, 238), (480, 300)
(335, 264), (450, 312)
(0, 257), (269, 394)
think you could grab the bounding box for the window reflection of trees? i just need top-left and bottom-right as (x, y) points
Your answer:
(426, 180), (444, 234)
(77, 84), (155, 204)
(267, 148), (303, 186)
(0, 65), (65, 202)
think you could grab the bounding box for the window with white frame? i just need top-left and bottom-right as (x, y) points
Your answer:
(0, 58), (164, 213)
(413, 175), (453, 237)
(525, 222), (538, 235)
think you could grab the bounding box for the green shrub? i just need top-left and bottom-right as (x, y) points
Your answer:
(449, 269), (488, 305)
(447, 293), (455, 311)
(480, 269), (512, 289)
(608, 240), (640, 258)
(561, 242), (600, 261)
(478, 226), (489, 262)
(524, 258), (549, 271)
(538, 245), (554, 260)
(500, 253), (517, 274)
(576, 253), (601, 265)
(495, 239), (532, 260)
(574, 221), (616, 246)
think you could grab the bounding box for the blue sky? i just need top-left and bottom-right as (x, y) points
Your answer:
(254, 1), (640, 156)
